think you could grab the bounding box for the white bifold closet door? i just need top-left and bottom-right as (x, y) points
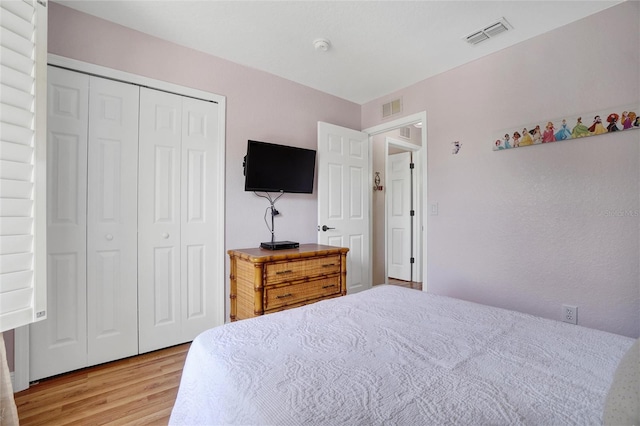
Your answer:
(30, 67), (89, 380)
(86, 75), (139, 365)
(138, 88), (219, 354)
(30, 67), (139, 380)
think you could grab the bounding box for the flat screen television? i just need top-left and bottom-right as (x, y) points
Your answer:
(244, 140), (316, 194)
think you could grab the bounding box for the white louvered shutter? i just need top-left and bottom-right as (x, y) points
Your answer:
(0, 0), (47, 332)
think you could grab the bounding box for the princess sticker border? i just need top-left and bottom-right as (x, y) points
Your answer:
(493, 104), (639, 151)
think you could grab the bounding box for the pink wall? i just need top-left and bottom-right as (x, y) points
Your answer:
(363, 1), (639, 338)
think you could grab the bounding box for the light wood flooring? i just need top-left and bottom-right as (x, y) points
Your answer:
(14, 280), (421, 425)
(14, 343), (189, 425)
(387, 277), (423, 291)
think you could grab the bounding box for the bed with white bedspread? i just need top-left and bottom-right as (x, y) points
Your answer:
(170, 285), (636, 425)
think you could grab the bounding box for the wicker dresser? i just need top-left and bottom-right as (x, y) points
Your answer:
(228, 244), (349, 321)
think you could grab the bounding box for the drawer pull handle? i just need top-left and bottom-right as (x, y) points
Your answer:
(276, 293), (293, 299)
(322, 263), (336, 267)
(276, 270), (293, 275)
(322, 284), (336, 289)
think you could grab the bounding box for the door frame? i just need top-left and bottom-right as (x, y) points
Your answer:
(13, 54), (227, 391)
(363, 111), (427, 289)
(384, 137), (423, 284)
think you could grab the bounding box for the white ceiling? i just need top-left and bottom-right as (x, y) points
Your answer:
(57, 1), (622, 104)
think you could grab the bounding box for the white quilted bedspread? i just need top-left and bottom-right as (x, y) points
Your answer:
(170, 285), (633, 425)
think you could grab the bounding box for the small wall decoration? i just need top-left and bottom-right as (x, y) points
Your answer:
(493, 104), (639, 151)
(452, 141), (461, 154)
(373, 171), (383, 191)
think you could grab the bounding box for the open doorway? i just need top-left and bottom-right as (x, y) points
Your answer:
(363, 113), (426, 290)
(385, 137), (422, 287)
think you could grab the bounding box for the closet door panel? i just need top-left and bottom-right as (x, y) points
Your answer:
(151, 246), (177, 322)
(138, 88), (182, 353)
(87, 76), (139, 365)
(30, 67), (89, 381)
(180, 98), (220, 339)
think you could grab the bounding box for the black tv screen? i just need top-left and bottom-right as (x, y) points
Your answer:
(244, 140), (316, 194)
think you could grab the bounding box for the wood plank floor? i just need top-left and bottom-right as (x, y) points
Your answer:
(387, 278), (423, 291)
(14, 343), (190, 426)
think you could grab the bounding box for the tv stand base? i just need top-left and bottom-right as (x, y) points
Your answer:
(260, 241), (299, 250)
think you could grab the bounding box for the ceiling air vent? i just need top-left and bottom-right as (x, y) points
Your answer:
(382, 98), (402, 118)
(466, 31), (489, 45)
(465, 18), (512, 46)
(484, 21), (509, 37)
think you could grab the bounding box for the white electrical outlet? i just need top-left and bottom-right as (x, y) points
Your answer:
(562, 304), (578, 325)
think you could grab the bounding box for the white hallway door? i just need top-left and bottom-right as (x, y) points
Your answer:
(138, 88), (220, 353)
(317, 122), (370, 294)
(30, 67), (139, 380)
(387, 152), (412, 281)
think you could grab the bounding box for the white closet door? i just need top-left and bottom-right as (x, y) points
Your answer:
(86, 76), (139, 364)
(180, 97), (219, 340)
(30, 67), (89, 381)
(138, 88), (182, 353)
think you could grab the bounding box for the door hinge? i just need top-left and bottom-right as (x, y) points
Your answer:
(410, 257), (415, 264)
(409, 162), (415, 169)
(410, 210), (415, 216)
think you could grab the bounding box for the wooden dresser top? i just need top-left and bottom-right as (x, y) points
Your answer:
(228, 244), (348, 263)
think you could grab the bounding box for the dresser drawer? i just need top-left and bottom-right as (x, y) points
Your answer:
(229, 244), (348, 321)
(264, 277), (341, 311)
(265, 255), (341, 284)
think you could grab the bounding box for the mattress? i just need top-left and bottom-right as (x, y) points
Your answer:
(170, 285), (634, 425)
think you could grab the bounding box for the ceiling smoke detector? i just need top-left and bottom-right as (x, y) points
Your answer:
(313, 38), (331, 52)
(464, 18), (512, 45)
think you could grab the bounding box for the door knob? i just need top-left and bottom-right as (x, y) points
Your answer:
(320, 225), (335, 232)
(162, 233), (170, 239)
(105, 234), (113, 241)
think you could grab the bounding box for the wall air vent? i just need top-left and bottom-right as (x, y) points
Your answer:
(382, 98), (402, 118)
(465, 18), (512, 45)
(399, 127), (411, 139)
